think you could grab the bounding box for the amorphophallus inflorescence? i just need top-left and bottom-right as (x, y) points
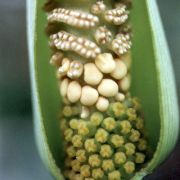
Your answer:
(27, 0), (179, 179)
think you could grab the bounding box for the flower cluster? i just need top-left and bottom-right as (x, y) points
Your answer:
(61, 97), (148, 180)
(44, 0), (149, 179)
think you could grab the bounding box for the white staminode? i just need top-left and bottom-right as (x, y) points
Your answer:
(95, 53), (116, 74)
(121, 52), (132, 70)
(81, 106), (90, 119)
(98, 79), (118, 97)
(84, 63), (103, 86)
(118, 74), (131, 92)
(80, 86), (99, 106)
(60, 78), (70, 97)
(67, 81), (82, 103)
(115, 92), (125, 102)
(110, 59), (127, 80)
(96, 97), (109, 112)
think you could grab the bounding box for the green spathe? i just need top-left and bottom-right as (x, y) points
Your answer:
(27, 0), (179, 179)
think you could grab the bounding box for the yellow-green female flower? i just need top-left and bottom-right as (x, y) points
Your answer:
(60, 97), (148, 179)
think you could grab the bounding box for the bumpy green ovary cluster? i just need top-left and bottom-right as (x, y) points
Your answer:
(60, 97), (148, 180)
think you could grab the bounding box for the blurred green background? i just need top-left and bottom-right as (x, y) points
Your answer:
(0, 0), (179, 179)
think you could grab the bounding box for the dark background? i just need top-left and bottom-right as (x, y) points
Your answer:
(0, 0), (179, 179)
